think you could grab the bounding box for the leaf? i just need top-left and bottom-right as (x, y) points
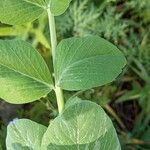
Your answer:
(6, 119), (47, 150)
(65, 96), (82, 108)
(42, 97), (121, 150)
(49, 0), (72, 16)
(0, 39), (53, 104)
(0, 0), (45, 25)
(54, 35), (126, 91)
(0, 0), (72, 25)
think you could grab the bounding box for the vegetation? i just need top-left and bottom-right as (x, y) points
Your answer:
(0, 0), (150, 149)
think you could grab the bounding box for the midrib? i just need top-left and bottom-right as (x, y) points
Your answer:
(0, 63), (52, 89)
(23, 0), (47, 9)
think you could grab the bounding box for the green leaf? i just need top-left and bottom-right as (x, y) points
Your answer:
(0, 0), (45, 25)
(42, 97), (121, 150)
(0, 0), (72, 25)
(65, 96), (82, 108)
(49, 0), (72, 16)
(0, 39), (53, 104)
(54, 35), (126, 91)
(6, 119), (47, 150)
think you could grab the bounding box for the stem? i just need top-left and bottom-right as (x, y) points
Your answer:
(55, 86), (65, 113)
(47, 8), (57, 61)
(47, 7), (65, 114)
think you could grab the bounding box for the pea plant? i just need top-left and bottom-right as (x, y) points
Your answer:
(0, 0), (126, 149)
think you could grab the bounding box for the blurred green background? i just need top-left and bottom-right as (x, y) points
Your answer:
(0, 0), (150, 149)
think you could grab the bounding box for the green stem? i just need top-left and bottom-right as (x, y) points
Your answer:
(55, 86), (65, 113)
(47, 7), (65, 114)
(47, 8), (57, 61)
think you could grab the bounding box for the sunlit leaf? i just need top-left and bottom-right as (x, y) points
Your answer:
(49, 0), (72, 16)
(0, 0), (72, 25)
(0, 0), (45, 25)
(6, 119), (47, 150)
(0, 39), (53, 104)
(42, 97), (121, 150)
(54, 35), (126, 91)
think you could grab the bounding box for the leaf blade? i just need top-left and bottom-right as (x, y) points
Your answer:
(0, 0), (72, 25)
(0, 39), (53, 104)
(54, 35), (126, 91)
(49, 0), (72, 16)
(0, 0), (45, 25)
(6, 119), (47, 150)
(42, 97), (121, 150)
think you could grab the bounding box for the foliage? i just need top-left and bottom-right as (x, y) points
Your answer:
(54, 36), (126, 90)
(6, 119), (47, 150)
(42, 98), (121, 150)
(56, 0), (128, 43)
(0, 0), (150, 149)
(0, 0), (72, 25)
(0, 0), (126, 149)
(6, 98), (121, 150)
(0, 39), (53, 104)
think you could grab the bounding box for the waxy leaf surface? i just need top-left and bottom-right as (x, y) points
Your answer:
(54, 35), (126, 91)
(0, 39), (53, 104)
(42, 97), (121, 150)
(6, 119), (47, 150)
